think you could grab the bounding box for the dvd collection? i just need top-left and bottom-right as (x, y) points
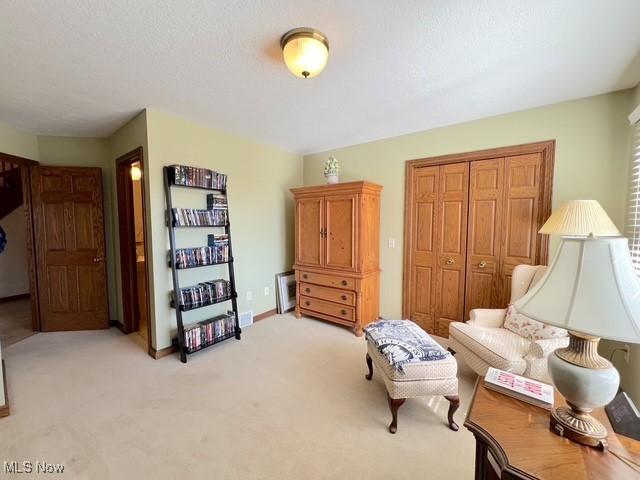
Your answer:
(206, 194), (227, 209)
(183, 312), (237, 352)
(171, 207), (228, 227)
(170, 164), (227, 191)
(176, 279), (232, 310)
(173, 238), (230, 269)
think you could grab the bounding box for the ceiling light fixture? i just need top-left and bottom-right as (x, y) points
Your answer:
(280, 27), (329, 79)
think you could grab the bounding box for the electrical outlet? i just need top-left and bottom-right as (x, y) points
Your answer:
(264, 286), (269, 296)
(388, 238), (395, 249)
(246, 291), (253, 301)
(624, 344), (631, 363)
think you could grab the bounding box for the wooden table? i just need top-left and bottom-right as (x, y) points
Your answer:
(464, 377), (640, 479)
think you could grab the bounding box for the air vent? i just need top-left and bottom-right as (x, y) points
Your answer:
(239, 310), (253, 328)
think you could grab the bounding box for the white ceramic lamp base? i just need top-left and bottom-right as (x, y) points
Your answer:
(548, 332), (620, 450)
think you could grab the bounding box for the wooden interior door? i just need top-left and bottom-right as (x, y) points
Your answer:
(407, 166), (439, 333)
(499, 153), (544, 305)
(465, 158), (505, 318)
(31, 166), (109, 331)
(295, 197), (324, 268)
(434, 163), (469, 336)
(324, 194), (357, 271)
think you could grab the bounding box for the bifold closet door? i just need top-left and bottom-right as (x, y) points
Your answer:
(465, 153), (545, 317)
(498, 153), (545, 305)
(465, 159), (505, 320)
(407, 166), (439, 333)
(434, 163), (469, 337)
(407, 163), (468, 335)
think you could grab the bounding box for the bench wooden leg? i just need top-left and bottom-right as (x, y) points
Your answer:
(387, 393), (406, 434)
(445, 395), (460, 431)
(365, 353), (373, 380)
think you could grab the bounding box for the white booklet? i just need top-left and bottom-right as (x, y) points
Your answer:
(485, 367), (554, 409)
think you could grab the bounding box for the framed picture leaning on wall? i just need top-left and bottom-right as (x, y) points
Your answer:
(276, 271), (296, 313)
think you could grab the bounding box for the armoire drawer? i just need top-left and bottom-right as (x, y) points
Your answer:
(299, 282), (356, 306)
(298, 271), (355, 290)
(299, 296), (355, 322)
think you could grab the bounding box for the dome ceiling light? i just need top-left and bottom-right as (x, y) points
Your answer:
(280, 27), (329, 79)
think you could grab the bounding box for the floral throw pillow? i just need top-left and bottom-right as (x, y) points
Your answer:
(503, 304), (567, 340)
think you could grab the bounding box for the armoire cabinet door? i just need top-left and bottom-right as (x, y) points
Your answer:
(325, 194), (357, 271)
(465, 158), (505, 319)
(408, 166), (439, 333)
(435, 162), (469, 336)
(295, 197), (324, 268)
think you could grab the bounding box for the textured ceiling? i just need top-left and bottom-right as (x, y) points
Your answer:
(1, 0), (640, 154)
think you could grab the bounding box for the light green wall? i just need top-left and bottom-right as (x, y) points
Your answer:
(0, 120), (39, 160)
(107, 111), (150, 334)
(304, 90), (634, 320)
(36, 136), (117, 319)
(145, 109), (302, 349)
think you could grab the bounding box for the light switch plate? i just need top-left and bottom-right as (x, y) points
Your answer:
(388, 238), (396, 249)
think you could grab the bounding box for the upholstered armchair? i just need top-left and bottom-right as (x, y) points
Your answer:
(448, 265), (569, 383)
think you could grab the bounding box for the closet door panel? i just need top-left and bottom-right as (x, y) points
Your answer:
(500, 153), (543, 305)
(409, 166), (439, 333)
(465, 159), (504, 318)
(435, 162), (468, 336)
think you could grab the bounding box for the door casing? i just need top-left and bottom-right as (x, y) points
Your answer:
(115, 147), (152, 347)
(0, 152), (39, 331)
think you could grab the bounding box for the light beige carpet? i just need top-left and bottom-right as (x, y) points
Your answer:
(0, 314), (477, 479)
(0, 298), (34, 348)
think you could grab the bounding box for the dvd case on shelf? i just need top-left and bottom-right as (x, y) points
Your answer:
(183, 311), (237, 353)
(169, 164), (227, 190)
(173, 240), (230, 269)
(171, 207), (228, 227)
(175, 279), (232, 310)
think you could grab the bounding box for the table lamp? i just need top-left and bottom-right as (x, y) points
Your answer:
(514, 200), (640, 449)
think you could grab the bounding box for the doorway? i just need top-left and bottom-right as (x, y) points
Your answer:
(115, 148), (151, 348)
(0, 153), (38, 348)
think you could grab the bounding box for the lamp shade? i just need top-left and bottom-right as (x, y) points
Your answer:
(513, 236), (640, 343)
(538, 200), (620, 236)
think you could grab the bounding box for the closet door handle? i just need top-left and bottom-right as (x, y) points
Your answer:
(446, 257), (454, 266)
(478, 261), (487, 269)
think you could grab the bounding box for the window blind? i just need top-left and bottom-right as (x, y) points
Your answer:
(626, 118), (640, 275)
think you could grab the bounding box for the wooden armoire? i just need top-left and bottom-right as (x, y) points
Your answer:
(403, 141), (554, 338)
(291, 181), (382, 336)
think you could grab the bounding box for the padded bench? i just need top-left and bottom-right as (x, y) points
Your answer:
(364, 321), (460, 434)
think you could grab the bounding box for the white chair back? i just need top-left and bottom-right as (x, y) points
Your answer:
(509, 265), (547, 304)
